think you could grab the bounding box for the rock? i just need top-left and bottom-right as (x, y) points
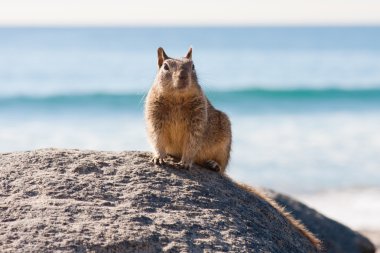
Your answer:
(0, 149), (373, 252)
(266, 190), (376, 253)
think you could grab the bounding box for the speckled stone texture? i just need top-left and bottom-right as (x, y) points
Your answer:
(0, 149), (373, 252)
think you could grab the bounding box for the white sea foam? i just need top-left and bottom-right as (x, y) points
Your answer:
(1, 110), (379, 195)
(228, 112), (380, 193)
(0, 114), (150, 152)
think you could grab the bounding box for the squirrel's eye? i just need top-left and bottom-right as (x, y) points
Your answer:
(192, 64), (195, 70)
(163, 63), (169, 71)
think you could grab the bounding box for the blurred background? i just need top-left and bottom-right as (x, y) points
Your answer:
(0, 0), (379, 237)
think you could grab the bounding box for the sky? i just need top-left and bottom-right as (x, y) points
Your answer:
(0, 0), (380, 26)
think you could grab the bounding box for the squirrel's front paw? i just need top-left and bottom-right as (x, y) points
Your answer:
(152, 156), (165, 165)
(205, 160), (221, 172)
(176, 160), (192, 170)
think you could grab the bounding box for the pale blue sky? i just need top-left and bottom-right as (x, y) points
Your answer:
(0, 0), (380, 26)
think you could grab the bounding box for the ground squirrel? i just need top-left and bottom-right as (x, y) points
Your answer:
(145, 47), (232, 173)
(145, 47), (321, 250)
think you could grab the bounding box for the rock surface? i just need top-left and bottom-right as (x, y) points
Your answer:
(0, 149), (374, 253)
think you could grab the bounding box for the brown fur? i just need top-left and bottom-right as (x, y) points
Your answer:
(145, 47), (232, 173)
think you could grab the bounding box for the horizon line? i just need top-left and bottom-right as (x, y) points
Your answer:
(1, 24), (380, 28)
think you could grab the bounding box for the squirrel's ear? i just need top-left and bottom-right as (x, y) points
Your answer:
(185, 47), (192, 60)
(157, 47), (169, 67)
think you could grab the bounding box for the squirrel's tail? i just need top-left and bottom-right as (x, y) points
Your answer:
(234, 181), (322, 251)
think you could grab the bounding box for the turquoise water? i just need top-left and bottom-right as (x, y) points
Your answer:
(1, 27), (380, 193)
(1, 88), (380, 114)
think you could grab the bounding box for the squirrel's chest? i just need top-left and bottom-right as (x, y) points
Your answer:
(154, 99), (189, 121)
(159, 103), (191, 141)
(151, 96), (200, 131)
(164, 104), (189, 128)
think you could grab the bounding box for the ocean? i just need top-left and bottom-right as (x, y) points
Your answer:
(1, 27), (380, 229)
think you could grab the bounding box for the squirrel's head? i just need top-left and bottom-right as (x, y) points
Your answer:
(155, 47), (198, 92)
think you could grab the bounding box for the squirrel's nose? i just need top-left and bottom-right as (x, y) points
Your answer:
(178, 70), (188, 80)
